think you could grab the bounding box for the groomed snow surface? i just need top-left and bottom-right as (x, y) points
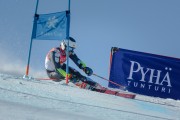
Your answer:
(0, 73), (179, 120)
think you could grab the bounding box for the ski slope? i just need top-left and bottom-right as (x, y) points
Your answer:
(0, 73), (179, 120)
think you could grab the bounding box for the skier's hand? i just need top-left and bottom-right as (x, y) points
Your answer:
(83, 67), (93, 76)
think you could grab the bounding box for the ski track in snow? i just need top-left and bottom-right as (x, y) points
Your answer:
(0, 73), (180, 120)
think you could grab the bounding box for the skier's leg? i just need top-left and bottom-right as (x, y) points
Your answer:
(68, 66), (86, 82)
(59, 64), (104, 90)
(63, 66), (98, 89)
(46, 64), (84, 82)
(46, 70), (64, 82)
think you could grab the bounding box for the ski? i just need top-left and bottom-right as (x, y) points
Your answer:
(103, 88), (136, 99)
(75, 81), (136, 99)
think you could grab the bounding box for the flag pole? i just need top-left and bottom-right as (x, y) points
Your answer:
(65, 0), (71, 84)
(25, 0), (39, 77)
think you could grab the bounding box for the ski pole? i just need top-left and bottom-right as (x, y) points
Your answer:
(92, 73), (126, 90)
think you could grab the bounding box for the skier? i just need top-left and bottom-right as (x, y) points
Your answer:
(44, 37), (136, 99)
(45, 37), (101, 90)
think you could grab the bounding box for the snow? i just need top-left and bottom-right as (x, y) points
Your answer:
(0, 73), (180, 120)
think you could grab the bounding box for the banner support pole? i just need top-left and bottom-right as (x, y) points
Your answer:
(25, 0), (39, 77)
(65, 0), (71, 84)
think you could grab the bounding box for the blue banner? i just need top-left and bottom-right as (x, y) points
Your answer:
(32, 11), (69, 40)
(109, 48), (180, 100)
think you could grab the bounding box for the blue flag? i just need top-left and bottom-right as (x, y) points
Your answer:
(32, 11), (69, 40)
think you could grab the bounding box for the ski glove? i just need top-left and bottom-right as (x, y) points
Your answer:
(83, 67), (93, 76)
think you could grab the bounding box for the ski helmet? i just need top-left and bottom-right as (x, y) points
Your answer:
(60, 37), (76, 51)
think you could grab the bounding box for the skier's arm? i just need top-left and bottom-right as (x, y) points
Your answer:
(70, 52), (93, 76)
(69, 52), (86, 69)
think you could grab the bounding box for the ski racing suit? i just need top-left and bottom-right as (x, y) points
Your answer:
(45, 47), (99, 90)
